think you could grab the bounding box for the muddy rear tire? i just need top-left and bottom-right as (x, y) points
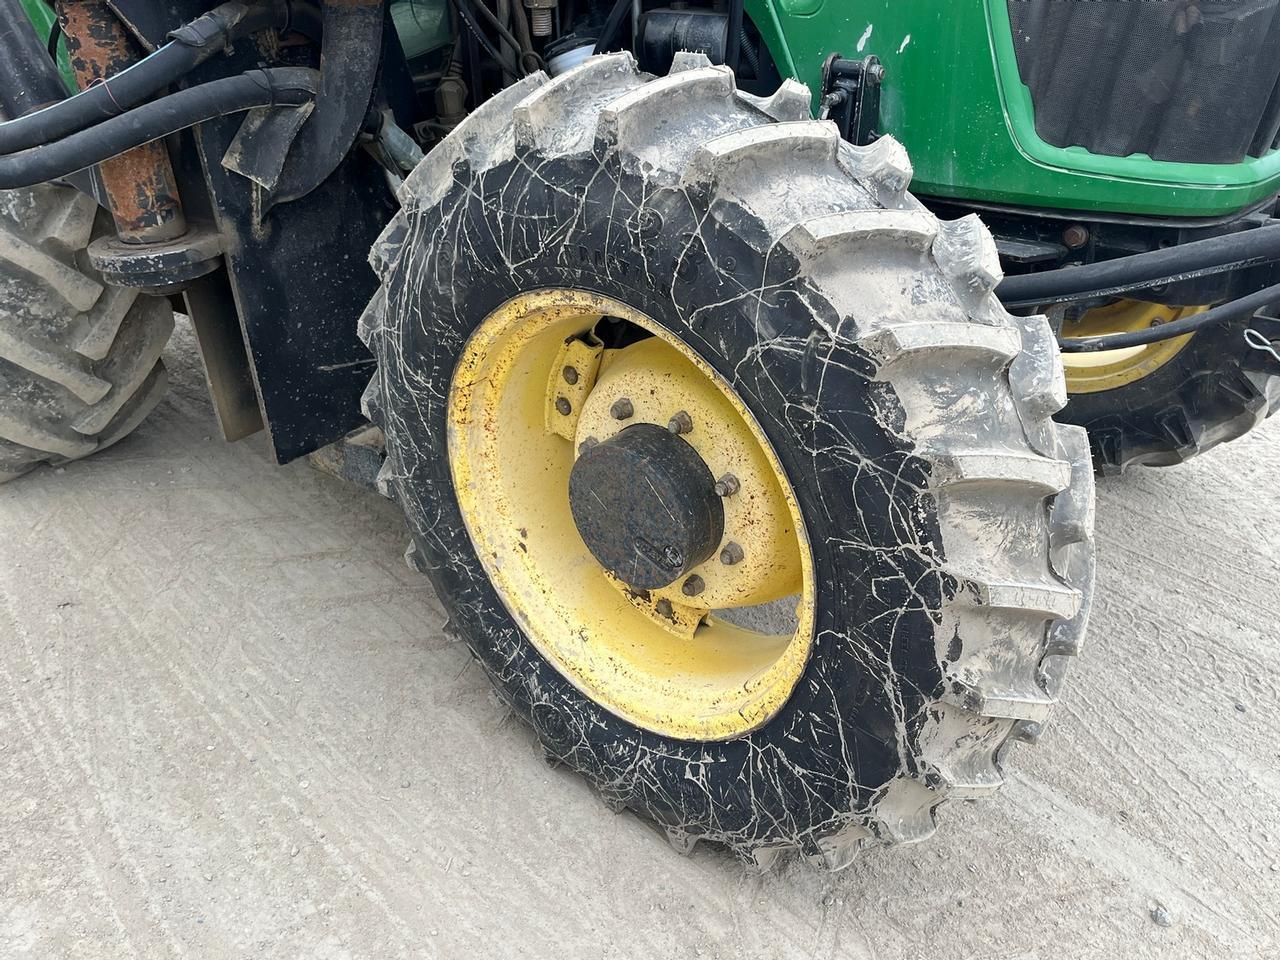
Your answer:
(362, 54), (1096, 867)
(0, 184), (173, 483)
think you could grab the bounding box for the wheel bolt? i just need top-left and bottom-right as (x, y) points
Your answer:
(667, 410), (693, 435)
(720, 542), (744, 566)
(681, 575), (705, 597)
(610, 397), (634, 420)
(563, 365), (579, 385)
(713, 473), (740, 497)
(555, 397), (572, 416)
(655, 598), (674, 618)
(578, 436), (599, 455)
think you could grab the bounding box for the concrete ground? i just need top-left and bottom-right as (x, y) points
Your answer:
(2, 319), (1278, 960)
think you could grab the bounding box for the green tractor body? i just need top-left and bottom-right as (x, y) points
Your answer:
(760, 0), (1280, 217)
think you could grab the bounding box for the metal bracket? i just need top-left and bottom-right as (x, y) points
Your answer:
(819, 53), (883, 146)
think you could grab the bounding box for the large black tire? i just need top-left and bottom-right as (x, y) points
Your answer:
(1059, 314), (1280, 475)
(0, 184), (173, 483)
(361, 54), (1096, 867)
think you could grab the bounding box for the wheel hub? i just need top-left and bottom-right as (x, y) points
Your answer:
(446, 288), (814, 740)
(568, 423), (724, 589)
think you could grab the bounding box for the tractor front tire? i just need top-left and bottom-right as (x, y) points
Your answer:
(362, 54), (1096, 867)
(0, 184), (173, 483)
(1058, 301), (1280, 473)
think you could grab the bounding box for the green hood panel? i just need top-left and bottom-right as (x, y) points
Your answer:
(751, 0), (1280, 217)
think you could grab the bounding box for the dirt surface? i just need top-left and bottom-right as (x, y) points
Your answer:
(2, 320), (1278, 960)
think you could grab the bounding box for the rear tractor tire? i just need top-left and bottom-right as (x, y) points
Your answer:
(362, 53), (1096, 867)
(0, 183), (173, 484)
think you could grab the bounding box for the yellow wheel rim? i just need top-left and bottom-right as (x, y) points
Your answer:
(447, 289), (815, 741)
(1061, 300), (1207, 394)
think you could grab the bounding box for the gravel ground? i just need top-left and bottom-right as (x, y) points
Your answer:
(2, 320), (1278, 959)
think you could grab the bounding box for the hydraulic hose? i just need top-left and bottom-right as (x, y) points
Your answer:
(0, 0), (69, 117)
(997, 223), (1280, 308)
(593, 0), (633, 53)
(1057, 281), (1280, 352)
(450, 0), (508, 70)
(0, 1), (286, 156)
(0, 67), (317, 189)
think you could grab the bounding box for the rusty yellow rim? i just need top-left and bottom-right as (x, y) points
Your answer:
(447, 289), (815, 741)
(1061, 300), (1207, 394)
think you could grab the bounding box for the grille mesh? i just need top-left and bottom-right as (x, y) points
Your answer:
(1007, 0), (1280, 163)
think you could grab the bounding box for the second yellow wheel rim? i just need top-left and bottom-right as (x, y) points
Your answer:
(447, 289), (816, 741)
(1061, 300), (1206, 394)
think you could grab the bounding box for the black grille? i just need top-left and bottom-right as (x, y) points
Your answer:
(1007, 0), (1280, 164)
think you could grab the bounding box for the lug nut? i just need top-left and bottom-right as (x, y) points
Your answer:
(655, 598), (674, 618)
(555, 397), (572, 416)
(720, 542), (744, 566)
(713, 473), (740, 497)
(578, 436), (599, 455)
(562, 365), (579, 385)
(667, 410), (693, 435)
(681, 575), (705, 597)
(610, 397), (634, 420)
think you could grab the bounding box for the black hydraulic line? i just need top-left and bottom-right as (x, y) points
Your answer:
(467, 0), (527, 75)
(450, 0), (508, 72)
(0, 1), (286, 156)
(46, 17), (61, 61)
(0, 0), (70, 117)
(1057, 281), (1280, 352)
(0, 67), (317, 189)
(997, 223), (1280, 308)
(593, 0), (633, 54)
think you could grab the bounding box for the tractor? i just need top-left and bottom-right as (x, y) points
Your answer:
(1, 0), (1275, 869)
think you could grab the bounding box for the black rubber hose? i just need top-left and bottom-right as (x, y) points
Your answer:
(593, 0), (632, 54)
(0, 1), (285, 156)
(449, 0), (508, 73)
(0, 67), (317, 189)
(1058, 281), (1280, 352)
(0, 0), (70, 117)
(470, 0), (525, 76)
(998, 224), (1280, 308)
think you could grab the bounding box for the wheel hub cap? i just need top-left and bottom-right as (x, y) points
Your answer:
(568, 423), (724, 589)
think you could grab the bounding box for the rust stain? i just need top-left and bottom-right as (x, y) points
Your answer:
(56, 0), (187, 243)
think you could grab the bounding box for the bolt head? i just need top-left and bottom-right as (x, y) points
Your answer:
(562, 365), (579, 385)
(713, 473), (740, 497)
(1062, 224), (1090, 250)
(555, 397), (572, 416)
(667, 411), (693, 435)
(610, 397), (634, 420)
(655, 598), (674, 618)
(720, 541), (744, 566)
(577, 436), (599, 455)
(681, 575), (705, 597)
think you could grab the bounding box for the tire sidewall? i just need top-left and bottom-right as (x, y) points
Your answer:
(378, 152), (948, 843)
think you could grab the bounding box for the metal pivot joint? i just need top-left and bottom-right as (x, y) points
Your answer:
(55, 0), (224, 291)
(819, 53), (883, 146)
